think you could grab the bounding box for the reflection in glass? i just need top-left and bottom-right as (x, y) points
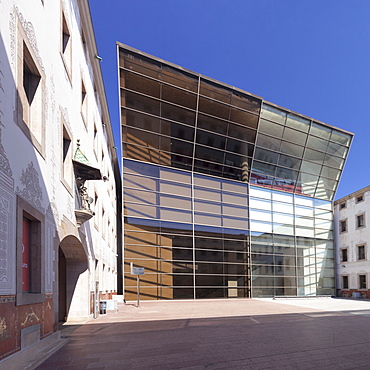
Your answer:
(283, 127), (307, 145)
(280, 141), (304, 157)
(200, 79), (231, 103)
(196, 130), (226, 149)
(123, 91), (160, 116)
(259, 119), (284, 138)
(286, 114), (310, 132)
(162, 65), (198, 92)
(310, 122), (332, 139)
(230, 108), (259, 129)
(326, 142), (348, 158)
(199, 97), (230, 120)
(120, 47), (351, 300)
(197, 114), (228, 135)
(256, 134), (281, 152)
(254, 148), (279, 164)
(124, 71), (161, 98)
(228, 123), (257, 143)
(330, 130), (351, 146)
(161, 102), (196, 126)
(162, 84), (197, 109)
(306, 136), (328, 152)
(261, 104), (286, 124)
(231, 91), (261, 113)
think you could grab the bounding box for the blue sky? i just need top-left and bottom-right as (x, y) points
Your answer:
(89, 0), (370, 200)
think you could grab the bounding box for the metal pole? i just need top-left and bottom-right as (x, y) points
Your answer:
(137, 275), (140, 308)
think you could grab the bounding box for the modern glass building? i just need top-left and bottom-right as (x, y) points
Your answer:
(118, 43), (353, 300)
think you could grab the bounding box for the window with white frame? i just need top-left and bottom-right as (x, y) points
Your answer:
(342, 275), (349, 290)
(358, 245), (366, 261)
(359, 274), (367, 289)
(356, 194), (364, 203)
(81, 80), (88, 126)
(62, 124), (73, 191)
(93, 122), (98, 159)
(94, 191), (99, 230)
(61, 11), (72, 77)
(17, 36), (45, 154)
(357, 213), (365, 229)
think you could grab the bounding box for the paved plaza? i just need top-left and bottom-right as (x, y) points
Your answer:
(35, 298), (370, 369)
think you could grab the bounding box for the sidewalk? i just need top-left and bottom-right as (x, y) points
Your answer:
(36, 298), (370, 369)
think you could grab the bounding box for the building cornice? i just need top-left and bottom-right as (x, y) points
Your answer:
(334, 185), (370, 205)
(77, 0), (118, 167)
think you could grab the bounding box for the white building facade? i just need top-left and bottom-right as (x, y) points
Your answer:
(334, 185), (370, 298)
(0, 0), (120, 365)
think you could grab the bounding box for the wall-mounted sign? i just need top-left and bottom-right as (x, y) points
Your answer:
(131, 267), (144, 275)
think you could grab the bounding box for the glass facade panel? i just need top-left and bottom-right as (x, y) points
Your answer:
(310, 122), (331, 139)
(260, 104), (286, 124)
(286, 114), (310, 132)
(197, 114), (228, 135)
(259, 119), (284, 137)
(120, 46), (352, 301)
(283, 127), (307, 145)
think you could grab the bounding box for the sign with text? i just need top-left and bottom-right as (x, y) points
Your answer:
(131, 267), (144, 275)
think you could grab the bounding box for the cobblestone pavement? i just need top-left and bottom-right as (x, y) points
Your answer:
(36, 298), (370, 369)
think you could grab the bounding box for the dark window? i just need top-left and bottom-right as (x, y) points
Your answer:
(340, 202), (346, 209)
(22, 42), (43, 144)
(342, 275), (348, 290)
(340, 220), (347, 233)
(358, 245), (366, 260)
(356, 195), (364, 203)
(357, 214), (365, 228)
(61, 13), (72, 73)
(23, 47), (41, 107)
(62, 126), (72, 188)
(359, 274), (366, 289)
(341, 249), (348, 262)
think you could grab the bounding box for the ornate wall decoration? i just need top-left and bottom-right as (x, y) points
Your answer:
(16, 162), (44, 214)
(0, 195), (10, 285)
(15, 7), (44, 73)
(21, 307), (40, 328)
(46, 202), (58, 225)
(60, 106), (73, 137)
(0, 129), (13, 184)
(0, 297), (15, 303)
(0, 128), (15, 295)
(8, 12), (15, 69)
(0, 68), (4, 94)
(0, 317), (9, 341)
(49, 143), (57, 203)
(45, 209), (56, 293)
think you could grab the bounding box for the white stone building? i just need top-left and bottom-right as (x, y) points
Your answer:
(0, 0), (120, 366)
(334, 185), (370, 298)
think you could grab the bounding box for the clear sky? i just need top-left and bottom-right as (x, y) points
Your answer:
(89, 0), (370, 200)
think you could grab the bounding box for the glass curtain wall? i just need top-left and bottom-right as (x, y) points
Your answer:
(124, 160), (250, 300)
(250, 186), (334, 296)
(118, 44), (353, 300)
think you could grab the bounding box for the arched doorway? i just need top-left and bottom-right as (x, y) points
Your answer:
(58, 235), (89, 321)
